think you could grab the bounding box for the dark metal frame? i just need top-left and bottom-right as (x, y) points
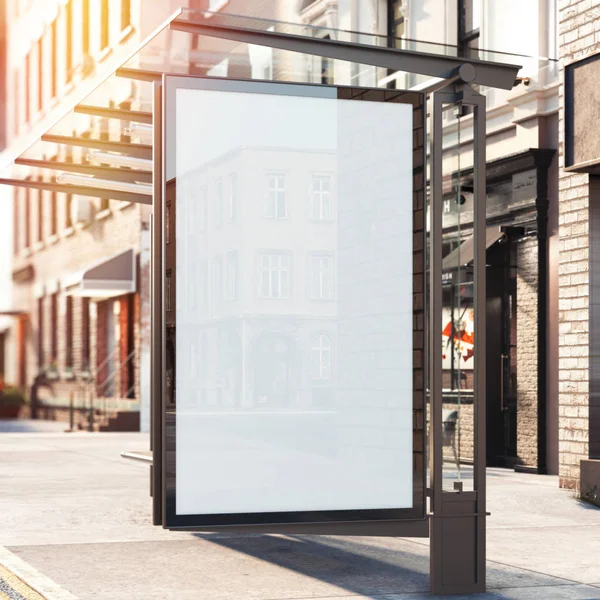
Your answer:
(158, 74), (427, 534)
(429, 83), (487, 595)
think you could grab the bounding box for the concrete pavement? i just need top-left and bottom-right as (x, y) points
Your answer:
(1, 420), (600, 599)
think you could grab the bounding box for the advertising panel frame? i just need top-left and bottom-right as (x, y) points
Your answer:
(159, 74), (427, 534)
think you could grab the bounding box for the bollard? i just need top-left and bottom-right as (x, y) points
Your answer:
(69, 393), (74, 431)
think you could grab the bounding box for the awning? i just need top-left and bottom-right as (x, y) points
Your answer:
(442, 227), (506, 272)
(64, 249), (136, 299)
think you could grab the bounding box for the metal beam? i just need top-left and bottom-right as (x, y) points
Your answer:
(15, 157), (152, 184)
(117, 67), (163, 83)
(169, 19), (520, 90)
(74, 104), (153, 125)
(41, 134), (153, 160)
(0, 177), (151, 205)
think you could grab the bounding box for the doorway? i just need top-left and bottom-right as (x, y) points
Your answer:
(486, 234), (518, 467)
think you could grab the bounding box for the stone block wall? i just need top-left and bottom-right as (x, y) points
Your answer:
(517, 237), (539, 467)
(557, 0), (598, 489)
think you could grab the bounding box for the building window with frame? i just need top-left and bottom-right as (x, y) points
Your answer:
(310, 254), (334, 300)
(13, 189), (19, 255)
(312, 333), (332, 380)
(51, 19), (57, 98)
(100, 0), (109, 51)
(82, 0), (90, 56)
(65, 295), (73, 369)
(265, 174), (286, 219)
(25, 52), (31, 124)
(81, 297), (90, 372)
(215, 179), (223, 228)
(37, 297), (44, 369)
(226, 251), (237, 300)
(65, 0), (73, 83)
(24, 184), (31, 249)
(213, 257), (222, 303)
(310, 175), (332, 221)
(228, 173), (236, 222)
(259, 253), (291, 299)
(50, 293), (58, 365)
(458, 0), (480, 58)
(13, 71), (19, 136)
(50, 191), (57, 236)
(121, 0), (131, 31)
(37, 37), (43, 111)
(65, 194), (73, 229)
(36, 186), (43, 243)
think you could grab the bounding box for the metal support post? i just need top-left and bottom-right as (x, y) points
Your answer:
(429, 76), (487, 594)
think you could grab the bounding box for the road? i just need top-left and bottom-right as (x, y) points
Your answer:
(1, 419), (600, 599)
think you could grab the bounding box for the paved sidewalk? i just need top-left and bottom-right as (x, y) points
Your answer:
(1, 421), (600, 599)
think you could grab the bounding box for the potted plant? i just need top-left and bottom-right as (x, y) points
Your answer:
(0, 386), (27, 419)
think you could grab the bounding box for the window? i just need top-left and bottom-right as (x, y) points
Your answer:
(121, 0), (131, 30)
(65, 295), (73, 368)
(13, 189), (19, 255)
(195, 259), (207, 306)
(228, 173), (236, 222)
(81, 298), (90, 371)
(51, 19), (57, 98)
(321, 35), (332, 84)
(36, 185), (43, 242)
(259, 254), (291, 299)
(265, 174), (286, 218)
(213, 257), (222, 302)
(215, 179), (223, 228)
(226, 252), (237, 300)
(50, 293), (58, 364)
(312, 334), (332, 380)
(388, 0), (405, 46)
(65, 1), (73, 83)
(24, 185), (30, 248)
(37, 38), (43, 111)
(100, 0), (109, 50)
(13, 71), (19, 135)
(166, 270), (172, 312)
(65, 194), (73, 228)
(186, 183), (206, 234)
(82, 0), (90, 56)
(310, 175), (332, 221)
(458, 0), (480, 59)
(50, 191), (57, 236)
(37, 297), (44, 369)
(311, 254), (334, 300)
(25, 52), (31, 123)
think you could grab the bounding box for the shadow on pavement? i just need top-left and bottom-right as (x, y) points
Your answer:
(195, 533), (565, 598)
(0, 419), (67, 433)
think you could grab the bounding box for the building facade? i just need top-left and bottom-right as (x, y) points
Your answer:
(7, 0), (596, 493)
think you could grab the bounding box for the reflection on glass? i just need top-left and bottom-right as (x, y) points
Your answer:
(168, 81), (417, 517)
(441, 105), (474, 492)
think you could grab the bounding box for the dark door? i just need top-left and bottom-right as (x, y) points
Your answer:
(486, 238), (517, 466)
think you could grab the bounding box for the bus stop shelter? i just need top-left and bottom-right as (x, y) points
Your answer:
(0, 8), (520, 595)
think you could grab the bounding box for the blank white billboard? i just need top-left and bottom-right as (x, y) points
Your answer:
(173, 81), (414, 517)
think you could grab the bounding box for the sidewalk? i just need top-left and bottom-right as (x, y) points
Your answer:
(1, 421), (600, 599)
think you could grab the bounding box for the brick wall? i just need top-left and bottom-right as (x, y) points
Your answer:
(557, 0), (598, 489)
(516, 237), (539, 467)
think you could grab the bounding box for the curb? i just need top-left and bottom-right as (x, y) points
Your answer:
(0, 547), (78, 600)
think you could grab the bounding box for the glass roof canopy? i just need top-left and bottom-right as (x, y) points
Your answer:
(0, 7), (531, 204)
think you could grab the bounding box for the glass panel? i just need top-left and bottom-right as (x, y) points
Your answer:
(441, 104), (475, 492)
(165, 78), (422, 525)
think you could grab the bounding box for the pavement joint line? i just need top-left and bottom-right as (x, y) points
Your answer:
(0, 548), (77, 600)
